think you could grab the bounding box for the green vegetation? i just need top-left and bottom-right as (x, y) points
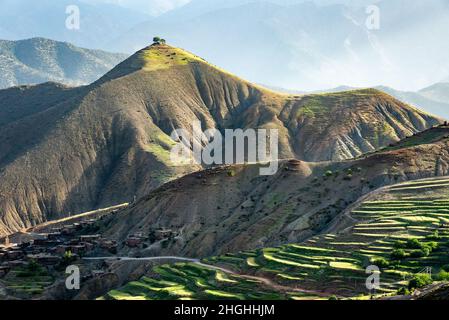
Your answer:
(107, 177), (449, 300)
(138, 45), (206, 72)
(408, 274), (433, 290)
(380, 127), (449, 153)
(3, 262), (54, 296)
(105, 263), (288, 300)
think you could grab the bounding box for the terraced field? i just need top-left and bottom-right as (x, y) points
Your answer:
(2, 266), (54, 297)
(104, 263), (293, 300)
(105, 177), (449, 300)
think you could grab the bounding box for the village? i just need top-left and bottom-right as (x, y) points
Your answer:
(0, 206), (177, 296)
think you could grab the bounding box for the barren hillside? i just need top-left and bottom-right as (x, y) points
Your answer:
(99, 127), (449, 257)
(0, 44), (441, 236)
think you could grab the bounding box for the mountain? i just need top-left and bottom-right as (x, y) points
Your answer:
(0, 38), (127, 89)
(271, 84), (449, 120)
(0, 43), (441, 236)
(418, 83), (449, 105)
(97, 126), (449, 258)
(376, 86), (449, 120)
(0, 0), (150, 50)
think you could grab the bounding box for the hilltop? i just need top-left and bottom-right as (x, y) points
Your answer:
(0, 38), (128, 89)
(0, 43), (442, 236)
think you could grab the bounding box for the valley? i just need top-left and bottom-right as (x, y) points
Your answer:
(2, 125), (449, 300)
(0, 42), (448, 301)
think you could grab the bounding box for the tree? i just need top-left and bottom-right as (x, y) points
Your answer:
(391, 248), (408, 260)
(160, 39), (166, 44)
(324, 170), (333, 178)
(153, 36), (161, 44)
(408, 274), (432, 290)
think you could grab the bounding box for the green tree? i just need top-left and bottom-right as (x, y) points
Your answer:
(153, 36), (161, 44)
(372, 257), (390, 268)
(324, 170), (333, 177)
(391, 248), (408, 260)
(408, 274), (432, 290)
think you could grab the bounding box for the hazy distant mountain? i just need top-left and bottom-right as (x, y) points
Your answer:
(419, 83), (449, 105)
(0, 38), (127, 89)
(376, 86), (449, 120)
(105, 0), (449, 92)
(83, 0), (191, 16)
(1, 0), (448, 91)
(0, 0), (150, 50)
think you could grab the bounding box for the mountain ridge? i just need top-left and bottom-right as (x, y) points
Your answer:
(0, 37), (128, 89)
(0, 43), (442, 236)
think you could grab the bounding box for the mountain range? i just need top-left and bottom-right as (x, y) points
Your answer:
(0, 38), (127, 89)
(0, 43), (441, 236)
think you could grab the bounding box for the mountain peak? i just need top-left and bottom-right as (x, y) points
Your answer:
(137, 43), (207, 71)
(97, 43), (211, 83)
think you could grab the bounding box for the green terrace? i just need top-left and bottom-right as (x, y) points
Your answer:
(105, 178), (449, 300)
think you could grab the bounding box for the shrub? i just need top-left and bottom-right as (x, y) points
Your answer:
(61, 250), (76, 266)
(372, 257), (390, 268)
(426, 230), (441, 240)
(436, 270), (449, 281)
(328, 295), (338, 300)
(324, 170), (333, 177)
(441, 264), (449, 272)
(391, 248), (408, 260)
(394, 240), (407, 249)
(406, 238), (423, 249)
(397, 287), (410, 296)
(426, 241), (439, 250)
(408, 274), (433, 290)
(410, 249), (429, 258)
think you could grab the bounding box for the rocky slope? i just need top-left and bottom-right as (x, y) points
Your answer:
(0, 43), (441, 236)
(0, 38), (127, 89)
(99, 127), (449, 257)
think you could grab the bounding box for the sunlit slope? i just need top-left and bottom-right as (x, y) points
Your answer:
(107, 176), (449, 300)
(99, 127), (449, 259)
(0, 44), (442, 236)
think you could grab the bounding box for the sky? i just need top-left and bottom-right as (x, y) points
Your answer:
(1, 0), (448, 92)
(83, 0), (191, 16)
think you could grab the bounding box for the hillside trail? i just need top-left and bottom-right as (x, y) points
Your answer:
(83, 256), (329, 297)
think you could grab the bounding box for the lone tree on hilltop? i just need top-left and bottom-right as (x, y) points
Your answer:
(153, 37), (166, 45)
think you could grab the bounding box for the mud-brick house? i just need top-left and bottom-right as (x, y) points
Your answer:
(61, 225), (76, 235)
(125, 237), (143, 248)
(155, 229), (173, 240)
